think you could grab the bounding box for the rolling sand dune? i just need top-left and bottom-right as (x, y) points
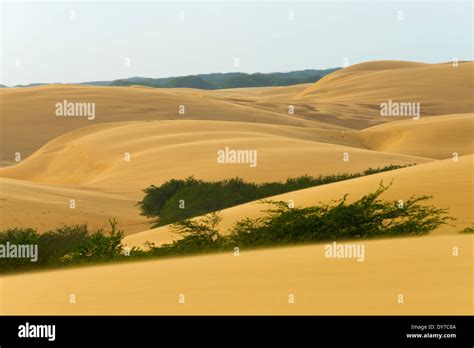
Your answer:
(0, 119), (431, 233)
(0, 177), (148, 234)
(1, 61), (472, 162)
(0, 120), (430, 189)
(349, 113), (474, 159)
(0, 60), (472, 315)
(124, 155), (473, 248)
(1, 234), (471, 315)
(0, 84), (335, 162)
(298, 61), (474, 113)
(214, 61), (474, 130)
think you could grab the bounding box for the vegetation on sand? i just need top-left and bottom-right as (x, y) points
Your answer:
(0, 182), (455, 274)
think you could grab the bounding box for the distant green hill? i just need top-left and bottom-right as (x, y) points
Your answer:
(107, 68), (339, 90)
(5, 68), (340, 89)
(166, 75), (216, 89)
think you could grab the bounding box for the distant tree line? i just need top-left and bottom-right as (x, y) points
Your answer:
(7, 68), (339, 89)
(109, 69), (339, 89)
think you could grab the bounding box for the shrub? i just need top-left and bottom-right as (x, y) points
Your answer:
(0, 220), (125, 273)
(137, 165), (413, 228)
(1, 180), (458, 274)
(227, 182), (454, 247)
(61, 219), (124, 263)
(146, 212), (225, 257)
(458, 224), (474, 234)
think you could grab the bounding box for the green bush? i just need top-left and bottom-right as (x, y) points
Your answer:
(1, 180), (458, 274)
(0, 220), (125, 273)
(60, 219), (124, 263)
(147, 182), (454, 255)
(458, 224), (474, 234)
(145, 212), (225, 257)
(137, 165), (412, 228)
(227, 182), (454, 247)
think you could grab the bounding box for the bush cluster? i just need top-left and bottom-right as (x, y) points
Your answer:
(1, 181), (456, 274)
(137, 165), (411, 227)
(0, 219), (125, 273)
(152, 182), (453, 254)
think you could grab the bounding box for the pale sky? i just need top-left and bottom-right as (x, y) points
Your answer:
(1, 1), (472, 86)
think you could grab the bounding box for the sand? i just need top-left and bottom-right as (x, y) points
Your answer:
(1, 61), (472, 161)
(0, 119), (434, 233)
(123, 155), (474, 248)
(0, 60), (472, 315)
(1, 234), (471, 315)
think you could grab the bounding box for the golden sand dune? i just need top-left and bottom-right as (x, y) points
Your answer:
(349, 113), (474, 159)
(297, 61), (474, 115)
(208, 62), (474, 130)
(1, 234), (471, 315)
(0, 120), (430, 192)
(124, 155), (473, 248)
(0, 177), (148, 234)
(0, 119), (430, 233)
(0, 84), (331, 162)
(2, 61), (473, 162)
(0, 60), (472, 316)
(338, 60), (429, 72)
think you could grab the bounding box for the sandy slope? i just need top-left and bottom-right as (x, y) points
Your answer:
(0, 61), (472, 236)
(0, 120), (430, 189)
(1, 234), (471, 315)
(0, 177), (148, 234)
(0, 119), (431, 233)
(0, 84), (337, 162)
(0, 114), (471, 234)
(0, 60), (472, 315)
(298, 61), (473, 110)
(349, 113), (474, 159)
(1, 61), (472, 162)
(124, 155), (473, 248)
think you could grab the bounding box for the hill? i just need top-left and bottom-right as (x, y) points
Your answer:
(124, 155), (473, 248)
(5, 68), (339, 89)
(1, 233), (471, 315)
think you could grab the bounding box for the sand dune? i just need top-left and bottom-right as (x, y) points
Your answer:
(203, 62), (474, 131)
(0, 84), (333, 162)
(0, 60), (472, 316)
(0, 119), (431, 233)
(1, 61), (472, 238)
(2, 61), (472, 163)
(1, 234), (471, 315)
(349, 113), (474, 159)
(124, 155), (473, 248)
(298, 61), (473, 111)
(337, 60), (429, 72)
(0, 120), (430, 190)
(0, 177), (148, 234)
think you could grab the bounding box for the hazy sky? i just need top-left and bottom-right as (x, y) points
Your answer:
(1, 1), (472, 86)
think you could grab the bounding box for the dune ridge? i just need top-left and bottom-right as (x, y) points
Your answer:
(1, 61), (472, 162)
(123, 155), (474, 248)
(1, 234), (471, 315)
(0, 60), (472, 315)
(1, 61), (473, 236)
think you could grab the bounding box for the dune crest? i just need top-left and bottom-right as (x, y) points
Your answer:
(2, 61), (473, 162)
(124, 155), (473, 248)
(2, 234), (471, 315)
